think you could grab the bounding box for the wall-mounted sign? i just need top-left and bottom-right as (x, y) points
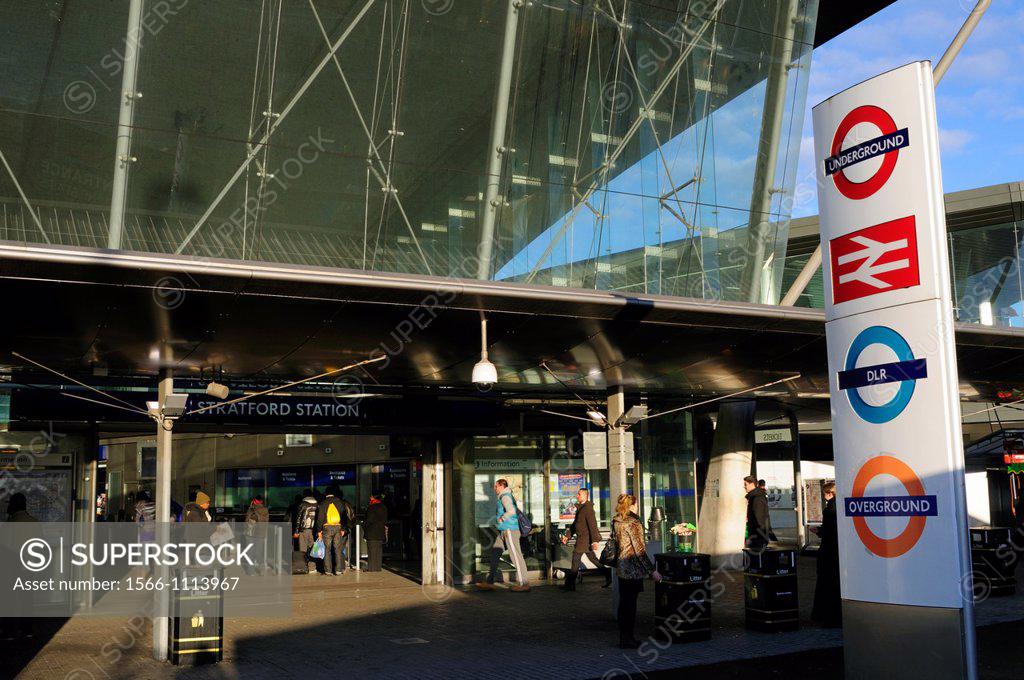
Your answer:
(473, 459), (542, 472)
(0, 452), (72, 469)
(582, 431), (607, 470)
(754, 428), (793, 445)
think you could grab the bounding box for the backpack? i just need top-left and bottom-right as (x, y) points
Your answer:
(326, 501), (342, 526)
(298, 502), (317, 530)
(511, 496), (533, 536)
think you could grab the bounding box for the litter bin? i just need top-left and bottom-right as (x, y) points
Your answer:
(654, 553), (711, 642)
(744, 548), (798, 632)
(970, 526), (1017, 598)
(169, 567), (225, 666)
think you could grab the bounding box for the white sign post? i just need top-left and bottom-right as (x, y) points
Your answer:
(814, 62), (976, 680)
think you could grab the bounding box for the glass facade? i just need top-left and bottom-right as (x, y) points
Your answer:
(781, 219), (1024, 329)
(450, 423), (696, 583)
(1, 0), (817, 302)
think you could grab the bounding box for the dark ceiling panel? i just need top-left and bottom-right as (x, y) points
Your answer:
(813, 0), (896, 47)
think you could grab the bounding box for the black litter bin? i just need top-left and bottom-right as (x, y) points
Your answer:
(744, 548), (798, 632)
(970, 527), (1017, 598)
(169, 567), (225, 666)
(654, 553), (712, 642)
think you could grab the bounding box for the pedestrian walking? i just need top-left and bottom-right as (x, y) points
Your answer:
(292, 490), (319, 574)
(560, 487), (610, 590)
(612, 493), (661, 648)
(316, 486), (349, 576)
(475, 479), (530, 592)
(812, 482), (842, 627)
(364, 491), (388, 572)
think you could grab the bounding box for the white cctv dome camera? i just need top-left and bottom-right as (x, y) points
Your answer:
(472, 358), (497, 391)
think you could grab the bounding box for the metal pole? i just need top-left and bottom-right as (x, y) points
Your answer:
(780, 243), (821, 306)
(934, 0), (990, 85)
(741, 0), (798, 304)
(607, 387), (628, 501)
(152, 367), (173, 660)
(476, 0), (522, 280)
(787, 409), (805, 548)
(108, 0), (145, 250)
(778, 0), (990, 306)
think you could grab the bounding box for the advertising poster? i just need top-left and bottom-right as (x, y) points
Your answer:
(558, 473), (585, 519)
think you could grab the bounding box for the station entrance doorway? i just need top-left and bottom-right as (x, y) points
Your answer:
(96, 430), (439, 583)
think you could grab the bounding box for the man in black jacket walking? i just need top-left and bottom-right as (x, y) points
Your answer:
(316, 487), (350, 576)
(744, 475), (771, 551)
(560, 488), (609, 590)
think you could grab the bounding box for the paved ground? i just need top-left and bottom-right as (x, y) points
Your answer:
(5, 557), (1023, 679)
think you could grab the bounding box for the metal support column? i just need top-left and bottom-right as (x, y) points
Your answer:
(607, 387), (628, 501)
(152, 367), (173, 661)
(476, 0), (521, 280)
(741, 0), (798, 304)
(107, 0), (145, 250)
(787, 409), (805, 548)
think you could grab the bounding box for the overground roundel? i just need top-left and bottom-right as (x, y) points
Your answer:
(846, 455), (936, 558)
(826, 105), (906, 200)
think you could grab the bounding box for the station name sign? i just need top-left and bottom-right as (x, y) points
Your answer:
(187, 399), (361, 420)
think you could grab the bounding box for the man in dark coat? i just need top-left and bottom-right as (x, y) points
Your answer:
(812, 482), (842, 627)
(744, 475), (771, 551)
(560, 488), (609, 590)
(364, 492), (389, 572)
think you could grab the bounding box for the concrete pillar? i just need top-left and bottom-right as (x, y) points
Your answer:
(607, 387), (628, 502)
(421, 441), (445, 585)
(697, 400), (756, 567)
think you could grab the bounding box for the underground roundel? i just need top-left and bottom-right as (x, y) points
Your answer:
(838, 325), (927, 424)
(824, 105), (908, 200)
(844, 455), (937, 558)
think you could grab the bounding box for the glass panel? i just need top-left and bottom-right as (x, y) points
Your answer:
(452, 434), (546, 584)
(949, 222), (1023, 327)
(216, 467), (267, 509)
(0, 1), (126, 245)
(2, 0), (820, 301)
(639, 412), (696, 552)
(312, 464), (357, 505)
(266, 465), (312, 510)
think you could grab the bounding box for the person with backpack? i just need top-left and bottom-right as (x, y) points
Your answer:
(476, 479), (530, 592)
(316, 486), (350, 576)
(292, 490), (319, 574)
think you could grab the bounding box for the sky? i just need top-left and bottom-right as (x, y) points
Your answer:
(791, 0), (1024, 218)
